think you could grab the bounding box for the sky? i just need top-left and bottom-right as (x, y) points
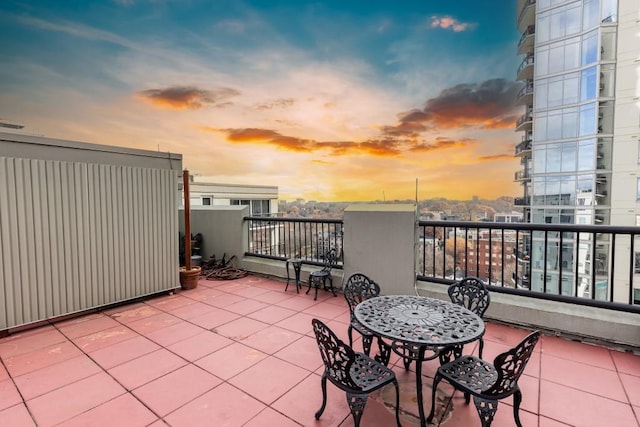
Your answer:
(0, 0), (524, 202)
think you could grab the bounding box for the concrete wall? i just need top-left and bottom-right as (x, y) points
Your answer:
(343, 204), (417, 295)
(178, 205), (249, 263)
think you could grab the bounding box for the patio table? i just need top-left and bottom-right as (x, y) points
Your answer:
(355, 295), (485, 427)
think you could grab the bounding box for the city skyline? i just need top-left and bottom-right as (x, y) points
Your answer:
(0, 0), (522, 201)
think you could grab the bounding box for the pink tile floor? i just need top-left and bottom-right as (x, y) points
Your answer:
(0, 274), (638, 426)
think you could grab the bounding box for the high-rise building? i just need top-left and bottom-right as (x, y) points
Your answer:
(515, 0), (639, 300)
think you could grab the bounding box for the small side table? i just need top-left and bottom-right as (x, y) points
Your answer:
(285, 258), (303, 293)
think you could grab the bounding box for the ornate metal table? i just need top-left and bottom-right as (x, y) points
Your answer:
(355, 295), (485, 427)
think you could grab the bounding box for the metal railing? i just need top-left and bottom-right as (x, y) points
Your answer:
(245, 216), (344, 267)
(518, 25), (535, 51)
(515, 138), (532, 156)
(517, 54), (535, 78)
(417, 220), (640, 314)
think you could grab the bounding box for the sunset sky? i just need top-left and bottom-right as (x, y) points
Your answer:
(0, 0), (523, 202)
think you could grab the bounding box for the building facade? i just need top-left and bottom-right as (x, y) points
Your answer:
(186, 178), (279, 217)
(515, 0), (639, 301)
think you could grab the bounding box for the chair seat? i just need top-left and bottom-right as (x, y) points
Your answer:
(439, 355), (498, 395)
(351, 318), (376, 337)
(349, 353), (396, 392)
(310, 270), (330, 278)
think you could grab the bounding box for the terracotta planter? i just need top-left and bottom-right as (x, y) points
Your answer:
(179, 267), (201, 290)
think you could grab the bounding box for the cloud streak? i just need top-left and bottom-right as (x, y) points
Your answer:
(430, 16), (475, 32)
(137, 86), (240, 109)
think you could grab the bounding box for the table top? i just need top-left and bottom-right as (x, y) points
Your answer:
(286, 258), (302, 264)
(354, 295), (485, 347)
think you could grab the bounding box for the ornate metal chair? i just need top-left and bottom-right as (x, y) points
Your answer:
(427, 330), (541, 427)
(438, 276), (491, 364)
(306, 248), (338, 300)
(343, 273), (383, 357)
(311, 319), (402, 427)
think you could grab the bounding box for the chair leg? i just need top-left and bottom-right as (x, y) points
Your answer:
(314, 374), (328, 420)
(478, 337), (485, 359)
(374, 338), (392, 366)
(313, 279), (319, 300)
(513, 389), (523, 427)
(346, 392), (368, 427)
(473, 397), (498, 427)
(347, 325), (354, 348)
(426, 373), (442, 424)
(305, 279), (312, 295)
(392, 379), (402, 427)
(362, 335), (373, 356)
(328, 277), (337, 297)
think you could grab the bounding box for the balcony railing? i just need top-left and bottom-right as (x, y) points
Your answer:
(517, 0), (536, 30)
(517, 80), (534, 101)
(515, 138), (532, 156)
(516, 54), (535, 80)
(515, 169), (531, 181)
(517, 25), (535, 52)
(514, 196), (531, 206)
(245, 216), (343, 267)
(417, 220), (640, 314)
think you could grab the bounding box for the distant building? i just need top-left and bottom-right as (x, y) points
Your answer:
(494, 212), (524, 223)
(186, 178), (279, 217)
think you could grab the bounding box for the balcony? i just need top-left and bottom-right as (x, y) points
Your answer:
(515, 109), (533, 132)
(514, 196), (531, 206)
(517, 0), (536, 32)
(516, 53), (535, 81)
(515, 138), (532, 156)
(515, 169), (531, 182)
(517, 79), (534, 105)
(0, 274), (638, 426)
(517, 25), (535, 55)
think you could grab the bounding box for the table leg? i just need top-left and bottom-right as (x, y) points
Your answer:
(416, 346), (427, 427)
(285, 260), (292, 292)
(293, 263), (302, 293)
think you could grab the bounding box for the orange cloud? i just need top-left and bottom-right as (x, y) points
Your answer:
(253, 98), (296, 111)
(409, 137), (477, 152)
(430, 16), (474, 32)
(477, 153), (514, 161)
(137, 86), (240, 110)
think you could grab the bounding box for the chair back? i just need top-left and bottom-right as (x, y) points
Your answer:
(320, 248), (338, 273)
(485, 330), (540, 397)
(343, 273), (380, 315)
(448, 277), (491, 317)
(312, 319), (359, 390)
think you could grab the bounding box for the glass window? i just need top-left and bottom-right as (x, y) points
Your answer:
(537, 13), (550, 43)
(549, 46), (564, 74)
(563, 108), (578, 138)
(547, 145), (562, 172)
(580, 66), (597, 101)
(534, 145), (546, 173)
(579, 103), (596, 136)
(562, 143), (577, 172)
(583, 0), (600, 30)
(536, 46), (549, 76)
(548, 77), (563, 106)
(535, 79), (549, 109)
(565, 4), (581, 34)
(534, 113), (547, 140)
(547, 111), (562, 140)
(637, 178), (640, 201)
(202, 197), (211, 205)
(564, 75), (579, 104)
(582, 31), (598, 65)
(578, 139), (595, 170)
(565, 39), (581, 70)
(602, 0), (617, 22)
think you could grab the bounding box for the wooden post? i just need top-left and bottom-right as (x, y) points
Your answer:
(183, 169), (191, 270)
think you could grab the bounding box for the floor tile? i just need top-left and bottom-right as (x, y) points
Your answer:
(133, 364), (221, 417)
(224, 298), (270, 315)
(126, 312), (182, 335)
(54, 314), (120, 339)
(0, 327), (68, 359)
(275, 295), (321, 311)
(61, 393), (158, 427)
(229, 356), (309, 404)
(275, 312), (321, 335)
(612, 349), (640, 377)
(146, 294), (196, 311)
(186, 307), (241, 330)
(213, 317), (269, 340)
(4, 340), (82, 377)
(621, 373), (640, 407)
(89, 335), (161, 369)
(164, 382), (265, 427)
(274, 335), (324, 372)
(539, 379), (637, 427)
(166, 330), (233, 361)
(0, 403), (36, 426)
(227, 285), (272, 298)
(27, 372), (125, 426)
(106, 304), (162, 324)
(0, 363), (9, 382)
(13, 355), (101, 400)
(0, 379), (23, 411)
(541, 353), (627, 402)
(72, 325), (137, 353)
(204, 293), (246, 309)
(538, 416), (574, 426)
(195, 342), (267, 380)
(145, 321), (204, 347)
(182, 287), (225, 302)
(247, 305), (297, 324)
(272, 373), (350, 426)
(240, 325), (303, 354)
(304, 301), (349, 320)
(108, 349), (187, 390)
(251, 290), (295, 305)
(541, 334), (615, 370)
(244, 407), (301, 427)
(165, 301), (217, 320)
(482, 322), (532, 348)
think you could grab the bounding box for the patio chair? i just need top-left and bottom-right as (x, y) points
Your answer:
(427, 330), (541, 427)
(439, 276), (491, 364)
(343, 273), (388, 358)
(311, 319), (402, 427)
(306, 248), (338, 300)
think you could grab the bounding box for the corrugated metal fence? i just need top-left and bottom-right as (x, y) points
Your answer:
(0, 156), (179, 330)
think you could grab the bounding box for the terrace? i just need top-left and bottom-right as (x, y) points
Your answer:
(1, 274), (639, 426)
